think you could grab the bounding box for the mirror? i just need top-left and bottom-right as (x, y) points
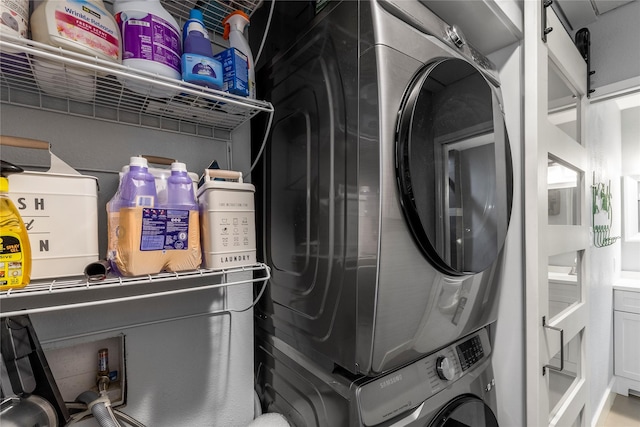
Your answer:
(548, 159), (581, 226)
(623, 174), (640, 242)
(620, 93), (640, 246)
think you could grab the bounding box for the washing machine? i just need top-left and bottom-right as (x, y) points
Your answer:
(253, 0), (513, 377)
(256, 325), (498, 426)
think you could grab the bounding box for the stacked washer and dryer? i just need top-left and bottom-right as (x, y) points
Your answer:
(252, 1), (513, 425)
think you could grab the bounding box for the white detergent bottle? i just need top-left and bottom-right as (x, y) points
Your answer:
(166, 162), (197, 210)
(0, 0), (29, 40)
(163, 162), (202, 272)
(223, 10), (255, 99)
(113, 0), (182, 98)
(30, 0), (121, 63)
(30, 0), (121, 100)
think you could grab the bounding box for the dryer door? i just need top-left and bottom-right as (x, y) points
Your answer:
(428, 395), (499, 427)
(396, 58), (513, 276)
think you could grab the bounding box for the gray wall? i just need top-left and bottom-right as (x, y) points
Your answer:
(1, 104), (257, 426)
(1, 105), (233, 261)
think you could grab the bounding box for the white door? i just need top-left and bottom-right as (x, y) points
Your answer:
(524, 2), (590, 427)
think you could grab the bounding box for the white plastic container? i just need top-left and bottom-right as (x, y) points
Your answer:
(0, 0), (29, 39)
(30, 0), (121, 62)
(112, 156), (201, 276)
(113, 0), (182, 98)
(197, 169), (256, 270)
(32, 59), (97, 102)
(30, 0), (121, 100)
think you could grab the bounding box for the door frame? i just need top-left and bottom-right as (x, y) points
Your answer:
(524, 2), (590, 426)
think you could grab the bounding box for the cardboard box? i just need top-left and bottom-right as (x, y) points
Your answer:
(213, 48), (249, 97)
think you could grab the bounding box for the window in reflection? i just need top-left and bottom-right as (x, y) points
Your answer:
(548, 331), (583, 420)
(623, 175), (640, 242)
(548, 159), (581, 226)
(547, 60), (580, 144)
(566, 409), (584, 427)
(548, 251), (582, 320)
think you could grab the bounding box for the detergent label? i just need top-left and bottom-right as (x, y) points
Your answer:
(139, 208), (189, 251)
(164, 209), (190, 250)
(0, 234), (25, 288)
(191, 61), (215, 77)
(116, 11), (181, 73)
(54, 1), (120, 60)
(213, 48), (248, 97)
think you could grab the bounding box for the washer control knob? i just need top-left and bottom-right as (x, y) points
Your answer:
(447, 25), (466, 48)
(436, 356), (455, 381)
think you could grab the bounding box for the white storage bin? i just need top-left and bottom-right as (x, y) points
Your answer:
(197, 169), (256, 270)
(2, 136), (99, 280)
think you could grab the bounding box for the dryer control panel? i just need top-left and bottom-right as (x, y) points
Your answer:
(424, 328), (492, 396)
(456, 334), (485, 371)
(357, 328), (492, 426)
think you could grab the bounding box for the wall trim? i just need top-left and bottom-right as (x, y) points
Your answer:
(590, 76), (640, 105)
(591, 378), (616, 427)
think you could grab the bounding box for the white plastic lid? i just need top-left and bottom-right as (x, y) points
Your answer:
(129, 156), (148, 168)
(171, 162), (187, 172)
(186, 21), (206, 35)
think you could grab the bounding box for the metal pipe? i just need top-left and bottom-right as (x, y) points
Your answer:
(75, 391), (120, 427)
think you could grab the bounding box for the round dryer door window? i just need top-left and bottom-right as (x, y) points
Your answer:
(396, 58), (513, 276)
(429, 395), (499, 427)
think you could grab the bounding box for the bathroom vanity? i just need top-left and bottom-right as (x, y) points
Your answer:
(613, 271), (640, 396)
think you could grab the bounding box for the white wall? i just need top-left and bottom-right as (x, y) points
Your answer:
(586, 99), (623, 424)
(489, 42), (525, 427)
(621, 106), (640, 271)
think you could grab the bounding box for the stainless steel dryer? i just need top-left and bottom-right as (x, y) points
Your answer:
(254, 0), (513, 377)
(256, 326), (499, 426)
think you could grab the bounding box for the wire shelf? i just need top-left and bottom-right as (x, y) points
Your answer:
(0, 263), (271, 317)
(161, 0), (264, 35)
(0, 34), (273, 136)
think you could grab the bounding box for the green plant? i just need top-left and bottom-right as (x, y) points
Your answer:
(592, 180), (619, 247)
